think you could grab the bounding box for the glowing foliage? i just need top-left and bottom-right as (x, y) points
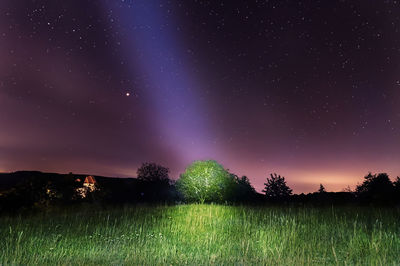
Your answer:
(177, 160), (236, 203)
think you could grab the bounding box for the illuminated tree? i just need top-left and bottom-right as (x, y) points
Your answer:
(176, 160), (236, 203)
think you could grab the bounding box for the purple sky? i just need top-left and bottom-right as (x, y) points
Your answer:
(1, 0), (400, 193)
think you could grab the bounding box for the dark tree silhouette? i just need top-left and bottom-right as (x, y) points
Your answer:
(137, 162), (170, 183)
(236, 176), (256, 193)
(136, 163), (173, 202)
(356, 172), (394, 204)
(1, 172), (82, 211)
(394, 176), (400, 190)
(229, 174), (258, 202)
(263, 173), (292, 201)
(393, 176), (400, 203)
(341, 186), (353, 193)
(16, 174), (55, 208)
(318, 184), (326, 193)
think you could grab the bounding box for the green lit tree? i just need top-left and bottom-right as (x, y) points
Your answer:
(176, 160), (236, 203)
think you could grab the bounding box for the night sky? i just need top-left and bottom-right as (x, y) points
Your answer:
(1, 0), (400, 193)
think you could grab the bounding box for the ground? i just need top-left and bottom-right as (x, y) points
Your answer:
(1, 204), (399, 265)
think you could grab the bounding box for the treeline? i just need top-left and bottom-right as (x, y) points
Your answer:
(0, 160), (399, 212)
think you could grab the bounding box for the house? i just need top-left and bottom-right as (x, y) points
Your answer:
(83, 175), (96, 192)
(76, 176), (97, 198)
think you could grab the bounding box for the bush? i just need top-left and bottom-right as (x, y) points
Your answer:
(176, 160), (236, 203)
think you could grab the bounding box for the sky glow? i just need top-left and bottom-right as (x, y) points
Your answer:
(1, 0), (399, 193)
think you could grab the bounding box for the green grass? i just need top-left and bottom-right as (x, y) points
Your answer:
(1, 204), (399, 265)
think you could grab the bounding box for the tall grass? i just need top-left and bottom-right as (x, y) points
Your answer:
(0, 204), (399, 265)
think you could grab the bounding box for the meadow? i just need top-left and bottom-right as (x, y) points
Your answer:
(1, 204), (399, 265)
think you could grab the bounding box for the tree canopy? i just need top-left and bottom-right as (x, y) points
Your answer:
(263, 173), (292, 201)
(356, 172), (394, 204)
(318, 184), (326, 193)
(136, 162), (174, 202)
(137, 162), (170, 183)
(176, 160), (236, 203)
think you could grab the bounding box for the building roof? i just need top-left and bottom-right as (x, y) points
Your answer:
(84, 175), (96, 184)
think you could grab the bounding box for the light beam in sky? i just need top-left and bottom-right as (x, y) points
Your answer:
(103, 0), (221, 165)
(1, 0), (400, 192)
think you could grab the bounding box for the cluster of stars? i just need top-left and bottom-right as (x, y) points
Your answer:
(0, 0), (399, 192)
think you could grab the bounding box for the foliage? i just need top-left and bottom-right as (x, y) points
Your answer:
(291, 191), (356, 206)
(137, 162), (170, 183)
(394, 177), (400, 202)
(0, 205), (399, 265)
(176, 160), (236, 203)
(356, 173), (394, 204)
(136, 162), (174, 202)
(2, 170), (400, 209)
(394, 176), (400, 191)
(318, 184), (326, 193)
(263, 173), (292, 201)
(229, 174), (258, 202)
(1, 172), (81, 211)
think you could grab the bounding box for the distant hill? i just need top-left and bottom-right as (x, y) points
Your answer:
(0, 171), (131, 192)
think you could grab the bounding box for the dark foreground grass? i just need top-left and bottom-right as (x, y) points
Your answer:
(0, 204), (399, 265)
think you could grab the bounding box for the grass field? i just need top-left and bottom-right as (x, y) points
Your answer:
(1, 204), (399, 265)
